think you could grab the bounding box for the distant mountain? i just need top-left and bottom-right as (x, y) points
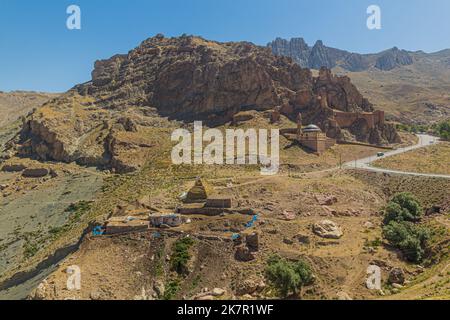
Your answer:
(268, 37), (413, 71)
(268, 37), (450, 125)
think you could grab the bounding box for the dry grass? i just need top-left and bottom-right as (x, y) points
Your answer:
(335, 60), (450, 125)
(373, 142), (450, 175)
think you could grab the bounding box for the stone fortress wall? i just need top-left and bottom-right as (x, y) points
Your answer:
(332, 109), (385, 129)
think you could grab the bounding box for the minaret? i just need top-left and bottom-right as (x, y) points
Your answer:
(296, 113), (303, 140)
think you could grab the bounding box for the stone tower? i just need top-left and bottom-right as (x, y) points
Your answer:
(296, 113), (303, 139)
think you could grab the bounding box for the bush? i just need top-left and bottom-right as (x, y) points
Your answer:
(171, 237), (195, 274)
(382, 221), (430, 263)
(396, 123), (429, 133)
(265, 255), (314, 298)
(163, 279), (180, 300)
(383, 192), (422, 224)
(435, 119), (450, 140)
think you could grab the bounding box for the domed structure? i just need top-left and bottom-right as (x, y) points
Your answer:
(293, 113), (336, 154)
(303, 124), (322, 132)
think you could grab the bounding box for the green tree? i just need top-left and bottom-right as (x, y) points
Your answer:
(383, 192), (422, 224)
(436, 120), (450, 140)
(382, 221), (430, 263)
(265, 255), (314, 298)
(171, 237), (195, 275)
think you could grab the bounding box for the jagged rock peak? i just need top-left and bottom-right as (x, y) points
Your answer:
(268, 36), (413, 71)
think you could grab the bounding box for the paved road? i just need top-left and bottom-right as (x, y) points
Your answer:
(343, 134), (450, 179)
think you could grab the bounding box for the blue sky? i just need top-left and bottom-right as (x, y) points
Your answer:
(1, 0), (449, 92)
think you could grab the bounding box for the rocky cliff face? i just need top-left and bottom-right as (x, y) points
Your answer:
(78, 35), (314, 125)
(374, 47), (414, 71)
(268, 38), (413, 71)
(16, 35), (399, 172)
(269, 37), (310, 67)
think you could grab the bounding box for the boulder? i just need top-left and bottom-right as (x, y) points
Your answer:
(363, 221), (375, 229)
(294, 234), (310, 244)
(313, 220), (343, 239)
(315, 194), (338, 206)
(282, 210), (296, 220)
(388, 268), (405, 285)
(322, 206), (337, 216)
(235, 279), (260, 296)
(212, 288), (226, 297)
(425, 206), (442, 216)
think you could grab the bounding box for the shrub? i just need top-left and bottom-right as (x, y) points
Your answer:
(383, 192), (422, 224)
(171, 237), (195, 274)
(163, 279), (180, 300)
(382, 221), (430, 263)
(436, 119), (450, 140)
(265, 255), (314, 298)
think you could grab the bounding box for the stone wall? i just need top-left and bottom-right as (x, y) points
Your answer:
(300, 132), (327, 153)
(333, 110), (384, 129)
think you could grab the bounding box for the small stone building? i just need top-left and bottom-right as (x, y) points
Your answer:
(149, 214), (183, 228)
(297, 125), (335, 154)
(295, 113), (335, 154)
(105, 217), (149, 235)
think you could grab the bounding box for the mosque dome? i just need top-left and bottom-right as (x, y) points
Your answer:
(302, 124), (321, 132)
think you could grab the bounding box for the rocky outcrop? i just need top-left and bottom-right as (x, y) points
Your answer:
(79, 35), (313, 125)
(388, 268), (406, 285)
(269, 37), (311, 67)
(1, 164), (27, 172)
(16, 34), (399, 172)
(313, 220), (343, 239)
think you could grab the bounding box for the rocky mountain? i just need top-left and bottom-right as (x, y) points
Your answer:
(269, 37), (450, 124)
(268, 37), (413, 71)
(11, 35), (399, 173)
(374, 47), (413, 71)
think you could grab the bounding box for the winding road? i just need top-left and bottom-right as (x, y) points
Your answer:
(343, 134), (450, 179)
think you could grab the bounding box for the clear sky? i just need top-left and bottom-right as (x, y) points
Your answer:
(1, 0), (449, 92)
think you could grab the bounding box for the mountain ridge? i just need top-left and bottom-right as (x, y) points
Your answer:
(268, 37), (416, 71)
